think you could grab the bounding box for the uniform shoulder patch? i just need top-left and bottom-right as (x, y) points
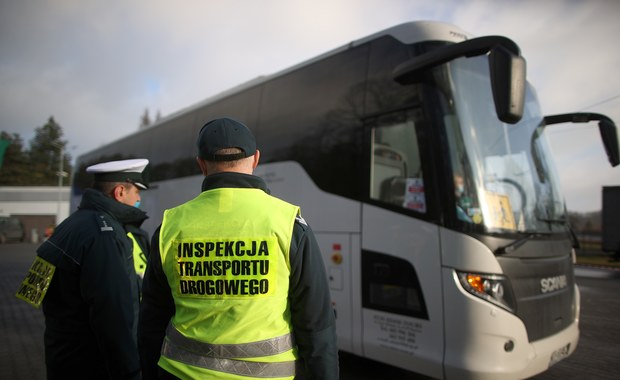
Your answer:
(295, 215), (308, 227)
(15, 256), (56, 308)
(96, 214), (115, 232)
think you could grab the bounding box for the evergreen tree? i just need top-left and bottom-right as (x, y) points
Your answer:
(0, 132), (30, 185)
(28, 117), (73, 186)
(0, 138), (10, 169)
(139, 108), (151, 129)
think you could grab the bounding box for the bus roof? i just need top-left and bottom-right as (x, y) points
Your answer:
(77, 20), (471, 161)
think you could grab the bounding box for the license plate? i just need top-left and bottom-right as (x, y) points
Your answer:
(549, 343), (571, 366)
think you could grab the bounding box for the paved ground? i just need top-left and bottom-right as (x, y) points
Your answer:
(2, 243), (619, 380)
(0, 243), (46, 380)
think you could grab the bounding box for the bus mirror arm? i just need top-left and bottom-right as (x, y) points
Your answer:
(392, 36), (526, 124)
(543, 113), (620, 167)
(569, 226), (581, 250)
(530, 125), (550, 183)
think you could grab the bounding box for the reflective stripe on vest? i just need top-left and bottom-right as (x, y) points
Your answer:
(165, 323), (294, 358)
(162, 324), (296, 378)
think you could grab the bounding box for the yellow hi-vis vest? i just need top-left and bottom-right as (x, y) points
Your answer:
(127, 232), (147, 278)
(158, 187), (300, 380)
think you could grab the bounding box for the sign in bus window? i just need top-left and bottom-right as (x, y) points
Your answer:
(403, 177), (426, 212)
(483, 192), (516, 230)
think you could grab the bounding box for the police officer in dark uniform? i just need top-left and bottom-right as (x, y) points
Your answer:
(139, 118), (338, 379)
(35, 158), (150, 380)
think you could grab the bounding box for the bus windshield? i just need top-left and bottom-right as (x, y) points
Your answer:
(445, 55), (566, 234)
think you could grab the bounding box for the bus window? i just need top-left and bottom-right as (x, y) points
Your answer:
(362, 250), (428, 319)
(370, 113), (425, 213)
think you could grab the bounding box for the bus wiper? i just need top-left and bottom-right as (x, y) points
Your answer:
(495, 233), (538, 255)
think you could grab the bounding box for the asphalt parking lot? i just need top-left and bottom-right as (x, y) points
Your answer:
(2, 243), (619, 380)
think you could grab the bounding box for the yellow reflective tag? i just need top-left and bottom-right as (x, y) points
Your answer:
(15, 256), (56, 308)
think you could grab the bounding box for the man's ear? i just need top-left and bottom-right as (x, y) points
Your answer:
(196, 156), (209, 176)
(112, 184), (125, 202)
(252, 150), (260, 169)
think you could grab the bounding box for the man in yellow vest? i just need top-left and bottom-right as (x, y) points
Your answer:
(139, 118), (338, 379)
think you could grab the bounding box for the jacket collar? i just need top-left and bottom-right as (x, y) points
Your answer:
(79, 189), (148, 227)
(201, 172), (270, 194)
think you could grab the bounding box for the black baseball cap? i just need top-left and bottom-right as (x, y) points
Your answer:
(197, 117), (257, 162)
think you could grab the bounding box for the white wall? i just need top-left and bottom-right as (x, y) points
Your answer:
(0, 186), (71, 224)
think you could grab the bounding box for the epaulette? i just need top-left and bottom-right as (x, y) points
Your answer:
(295, 215), (308, 227)
(95, 213), (115, 233)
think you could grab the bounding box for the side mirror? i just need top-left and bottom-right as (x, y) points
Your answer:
(489, 46), (526, 124)
(599, 118), (620, 167)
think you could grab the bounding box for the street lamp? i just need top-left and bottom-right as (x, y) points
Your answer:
(53, 143), (68, 225)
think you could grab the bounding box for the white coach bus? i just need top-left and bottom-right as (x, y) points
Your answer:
(72, 21), (619, 379)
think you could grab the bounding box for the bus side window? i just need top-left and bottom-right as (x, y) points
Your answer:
(362, 250), (428, 319)
(370, 120), (425, 213)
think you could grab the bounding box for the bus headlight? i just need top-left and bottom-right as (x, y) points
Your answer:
(456, 271), (516, 313)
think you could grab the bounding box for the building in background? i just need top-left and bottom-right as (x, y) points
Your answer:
(0, 186), (70, 243)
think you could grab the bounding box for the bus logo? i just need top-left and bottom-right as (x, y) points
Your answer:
(540, 275), (568, 294)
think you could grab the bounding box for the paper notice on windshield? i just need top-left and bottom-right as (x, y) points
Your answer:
(484, 192), (516, 230)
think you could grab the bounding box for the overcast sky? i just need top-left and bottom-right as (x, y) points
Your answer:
(1, 0), (619, 212)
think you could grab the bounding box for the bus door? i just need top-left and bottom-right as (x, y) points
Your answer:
(361, 112), (444, 378)
(255, 161), (362, 356)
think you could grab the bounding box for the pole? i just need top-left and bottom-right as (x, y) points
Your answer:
(56, 145), (64, 225)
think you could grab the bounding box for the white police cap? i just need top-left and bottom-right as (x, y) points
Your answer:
(86, 158), (150, 190)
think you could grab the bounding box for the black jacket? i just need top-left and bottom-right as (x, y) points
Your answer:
(139, 172), (339, 379)
(38, 189), (147, 380)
